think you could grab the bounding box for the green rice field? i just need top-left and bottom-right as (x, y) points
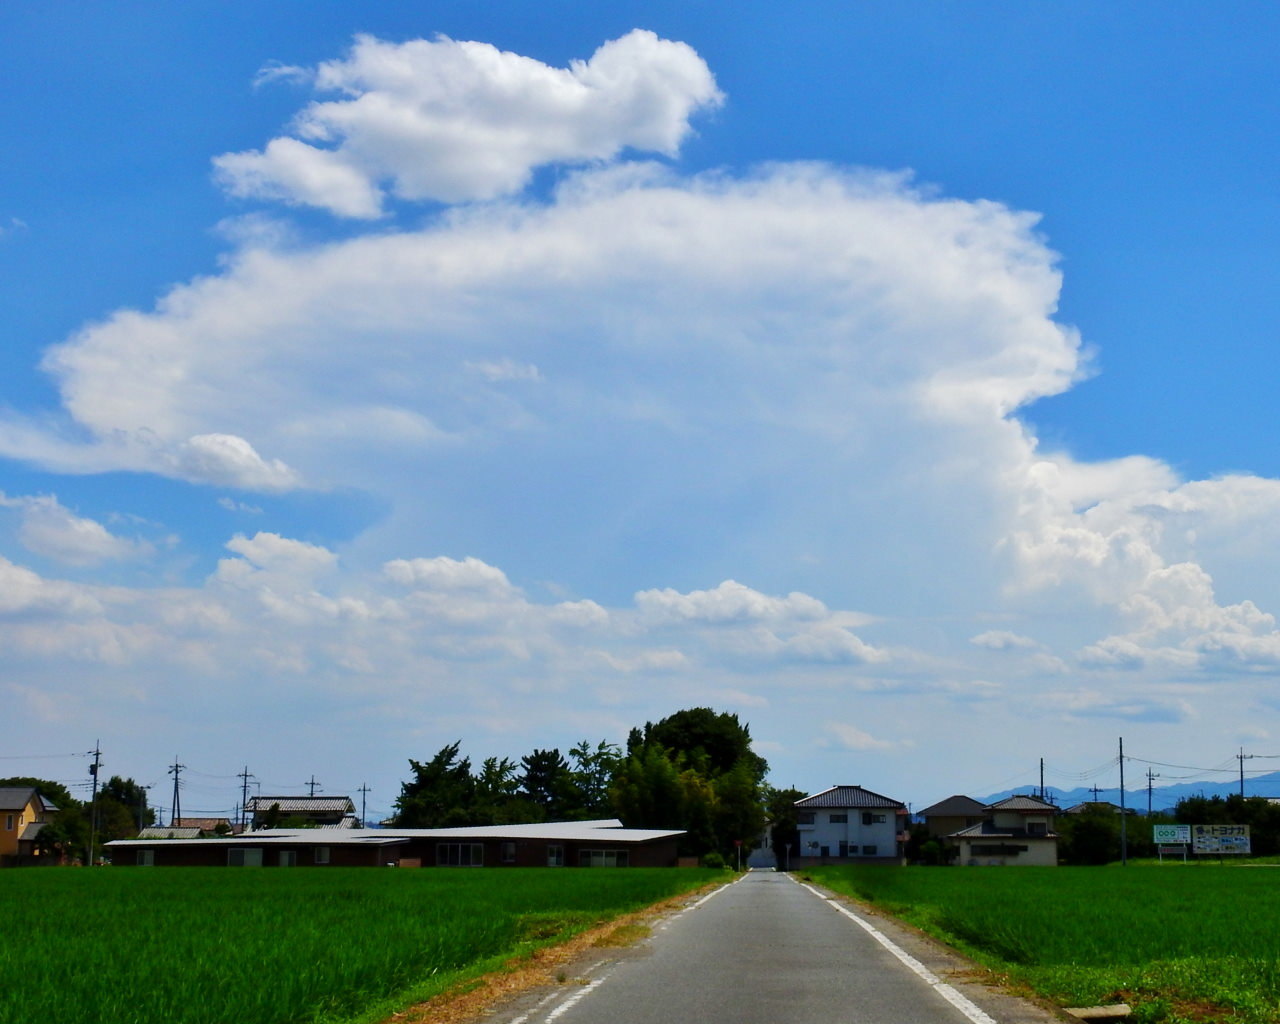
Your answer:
(0, 867), (719, 1024)
(808, 864), (1280, 1024)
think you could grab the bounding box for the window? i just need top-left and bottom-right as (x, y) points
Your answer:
(547, 844), (564, 867)
(838, 841), (849, 857)
(136, 850), (154, 866)
(861, 812), (887, 825)
(797, 812), (815, 825)
(861, 845), (877, 856)
(578, 849), (629, 867)
(501, 841), (516, 864)
(313, 847), (330, 865)
(3, 814), (11, 831)
(829, 813), (848, 824)
(437, 843), (484, 867)
(971, 844), (1029, 856)
(228, 848), (263, 867)
(1027, 822), (1047, 836)
(278, 850), (297, 867)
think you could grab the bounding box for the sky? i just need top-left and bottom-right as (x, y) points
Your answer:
(4, 4), (1280, 822)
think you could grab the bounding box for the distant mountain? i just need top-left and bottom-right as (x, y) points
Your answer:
(980, 770), (1280, 814)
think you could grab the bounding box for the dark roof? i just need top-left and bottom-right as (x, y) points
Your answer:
(0, 787), (42, 811)
(795, 785), (905, 810)
(918, 795), (987, 817)
(19, 822), (45, 841)
(245, 796), (355, 814)
(988, 794), (1057, 813)
(951, 820), (1059, 840)
(1063, 802), (1136, 815)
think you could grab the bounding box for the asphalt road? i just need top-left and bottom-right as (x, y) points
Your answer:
(488, 870), (1060, 1024)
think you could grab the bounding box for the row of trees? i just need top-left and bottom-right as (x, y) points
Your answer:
(1058, 793), (1280, 864)
(1, 775), (153, 864)
(392, 708), (771, 862)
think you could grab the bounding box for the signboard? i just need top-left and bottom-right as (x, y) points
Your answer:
(1153, 824), (1191, 844)
(1191, 824), (1251, 855)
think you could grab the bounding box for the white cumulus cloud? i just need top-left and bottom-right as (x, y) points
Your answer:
(214, 29), (722, 216)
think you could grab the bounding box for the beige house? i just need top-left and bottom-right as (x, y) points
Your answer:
(952, 794), (1058, 866)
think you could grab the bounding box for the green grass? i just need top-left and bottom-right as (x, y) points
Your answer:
(807, 865), (1280, 1024)
(0, 867), (719, 1024)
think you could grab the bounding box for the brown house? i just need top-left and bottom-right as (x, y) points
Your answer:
(106, 819), (684, 868)
(917, 794), (988, 838)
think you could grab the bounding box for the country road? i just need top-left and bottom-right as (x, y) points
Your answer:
(483, 870), (1062, 1024)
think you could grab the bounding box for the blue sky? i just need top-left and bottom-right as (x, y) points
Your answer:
(4, 4), (1280, 820)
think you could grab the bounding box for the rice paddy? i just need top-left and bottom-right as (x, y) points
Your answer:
(808, 864), (1280, 1023)
(0, 867), (719, 1024)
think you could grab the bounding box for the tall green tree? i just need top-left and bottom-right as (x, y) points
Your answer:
(520, 748), (576, 820)
(392, 742), (477, 827)
(569, 740), (622, 817)
(764, 785), (807, 870)
(616, 708), (768, 861)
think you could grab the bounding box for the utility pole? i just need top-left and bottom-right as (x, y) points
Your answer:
(87, 741), (103, 866)
(1119, 737), (1127, 867)
(237, 766), (255, 831)
(168, 757), (185, 827)
(1238, 749), (1255, 798)
(1147, 769), (1159, 815)
(1090, 784), (1101, 802)
(1039, 758), (1045, 800)
(357, 783), (371, 828)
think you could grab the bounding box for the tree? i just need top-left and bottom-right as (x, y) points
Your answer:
(100, 776), (154, 831)
(643, 708), (768, 781)
(392, 742), (476, 827)
(520, 748), (577, 820)
(569, 740), (622, 817)
(764, 785), (807, 870)
(616, 709), (769, 862)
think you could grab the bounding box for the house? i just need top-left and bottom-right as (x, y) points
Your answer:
(952, 794), (1059, 866)
(1062, 801), (1136, 816)
(917, 795), (988, 838)
(245, 796), (357, 830)
(0, 787), (56, 866)
(104, 819), (684, 868)
(792, 785), (907, 866)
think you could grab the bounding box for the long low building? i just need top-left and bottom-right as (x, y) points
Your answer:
(105, 818), (684, 868)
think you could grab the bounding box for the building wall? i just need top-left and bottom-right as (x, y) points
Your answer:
(923, 814), (985, 838)
(796, 810), (901, 862)
(957, 837), (1058, 867)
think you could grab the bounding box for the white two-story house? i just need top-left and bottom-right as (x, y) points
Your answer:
(793, 785), (907, 866)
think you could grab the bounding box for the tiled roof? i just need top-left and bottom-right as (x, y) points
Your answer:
(245, 796), (355, 814)
(19, 822), (45, 841)
(0, 787), (40, 811)
(918, 795), (987, 817)
(137, 827), (203, 839)
(988, 795), (1057, 812)
(172, 818), (232, 831)
(795, 785), (905, 810)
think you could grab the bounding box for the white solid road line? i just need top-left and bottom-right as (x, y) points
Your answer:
(795, 879), (998, 1024)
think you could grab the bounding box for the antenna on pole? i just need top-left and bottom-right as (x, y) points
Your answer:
(168, 757), (185, 827)
(357, 783), (371, 828)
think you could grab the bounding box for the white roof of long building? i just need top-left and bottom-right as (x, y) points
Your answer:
(106, 819), (684, 848)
